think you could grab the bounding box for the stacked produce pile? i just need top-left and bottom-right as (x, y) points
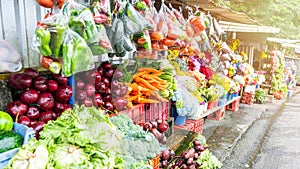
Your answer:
(4, 106), (163, 169)
(160, 137), (222, 169)
(6, 68), (72, 138)
(74, 61), (129, 112)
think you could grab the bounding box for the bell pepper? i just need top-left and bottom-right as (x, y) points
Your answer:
(52, 26), (67, 58)
(35, 28), (52, 56)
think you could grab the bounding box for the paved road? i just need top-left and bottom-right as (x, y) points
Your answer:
(203, 89), (300, 169)
(252, 92), (300, 169)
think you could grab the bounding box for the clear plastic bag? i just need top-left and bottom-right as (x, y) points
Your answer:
(61, 29), (94, 77)
(0, 39), (22, 73)
(89, 24), (112, 55)
(64, 1), (98, 44)
(32, 12), (68, 58)
(90, 0), (112, 25)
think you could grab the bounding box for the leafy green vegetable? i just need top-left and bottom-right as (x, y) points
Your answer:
(198, 149), (222, 169)
(7, 106), (125, 169)
(110, 114), (164, 168)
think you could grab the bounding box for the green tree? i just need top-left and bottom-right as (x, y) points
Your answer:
(227, 0), (300, 39)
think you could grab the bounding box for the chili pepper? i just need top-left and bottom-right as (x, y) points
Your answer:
(52, 26), (67, 58)
(35, 28), (52, 56)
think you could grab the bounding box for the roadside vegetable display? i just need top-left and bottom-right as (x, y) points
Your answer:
(0, 0), (283, 168)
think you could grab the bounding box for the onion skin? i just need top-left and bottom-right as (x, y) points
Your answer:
(24, 68), (39, 79)
(37, 92), (55, 111)
(26, 106), (40, 119)
(20, 89), (39, 104)
(7, 100), (28, 117)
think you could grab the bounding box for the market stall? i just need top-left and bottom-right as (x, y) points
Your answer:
(0, 0), (286, 168)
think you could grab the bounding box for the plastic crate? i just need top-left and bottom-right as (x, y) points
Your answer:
(218, 99), (227, 107)
(207, 107), (225, 121)
(171, 106), (186, 126)
(145, 102), (169, 123)
(226, 98), (240, 112)
(207, 101), (218, 110)
(174, 118), (205, 134)
(149, 154), (160, 168)
(0, 123), (35, 168)
(119, 104), (145, 125)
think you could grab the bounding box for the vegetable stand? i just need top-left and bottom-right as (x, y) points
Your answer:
(0, 0), (275, 168)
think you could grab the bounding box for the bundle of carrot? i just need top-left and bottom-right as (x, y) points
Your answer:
(126, 67), (169, 104)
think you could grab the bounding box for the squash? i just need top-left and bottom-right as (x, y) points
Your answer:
(0, 111), (13, 131)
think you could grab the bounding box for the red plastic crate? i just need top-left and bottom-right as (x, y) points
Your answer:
(119, 104), (145, 125)
(226, 98), (240, 112)
(174, 118), (204, 134)
(207, 107), (225, 121)
(145, 102), (169, 122)
(207, 101), (218, 110)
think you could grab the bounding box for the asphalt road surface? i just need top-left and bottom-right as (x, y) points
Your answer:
(203, 89), (300, 169)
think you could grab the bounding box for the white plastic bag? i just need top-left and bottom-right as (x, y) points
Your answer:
(0, 39), (22, 73)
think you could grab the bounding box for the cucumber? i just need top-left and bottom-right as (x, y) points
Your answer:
(0, 130), (23, 153)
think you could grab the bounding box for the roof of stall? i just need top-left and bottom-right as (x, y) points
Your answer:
(267, 37), (300, 49)
(166, 0), (280, 33)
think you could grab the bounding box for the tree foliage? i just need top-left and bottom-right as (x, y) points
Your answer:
(228, 0), (300, 39)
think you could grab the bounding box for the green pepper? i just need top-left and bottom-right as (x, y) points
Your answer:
(35, 28), (52, 56)
(52, 26), (67, 58)
(135, 1), (148, 10)
(62, 39), (74, 77)
(90, 45), (106, 55)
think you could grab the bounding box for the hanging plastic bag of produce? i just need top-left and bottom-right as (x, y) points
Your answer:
(134, 30), (152, 59)
(32, 12), (69, 58)
(61, 29), (94, 77)
(125, 2), (152, 31)
(63, 1), (99, 44)
(90, 0), (112, 25)
(107, 16), (134, 57)
(89, 24), (112, 55)
(0, 39), (22, 73)
(170, 4), (187, 27)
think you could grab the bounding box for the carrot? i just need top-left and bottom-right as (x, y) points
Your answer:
(128, 94), (142, 101)
(135, 77), (159, 91)
(134, 97), (160, 104)
(137, 68), (161, 74)
(154, 84), (168, 90)
(131, 83), (152, 93)
(150, 91), (169, 102)
(141, 74), (167, 85)
(133, 71), (147, 80)
(126, 101), (134, 109)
